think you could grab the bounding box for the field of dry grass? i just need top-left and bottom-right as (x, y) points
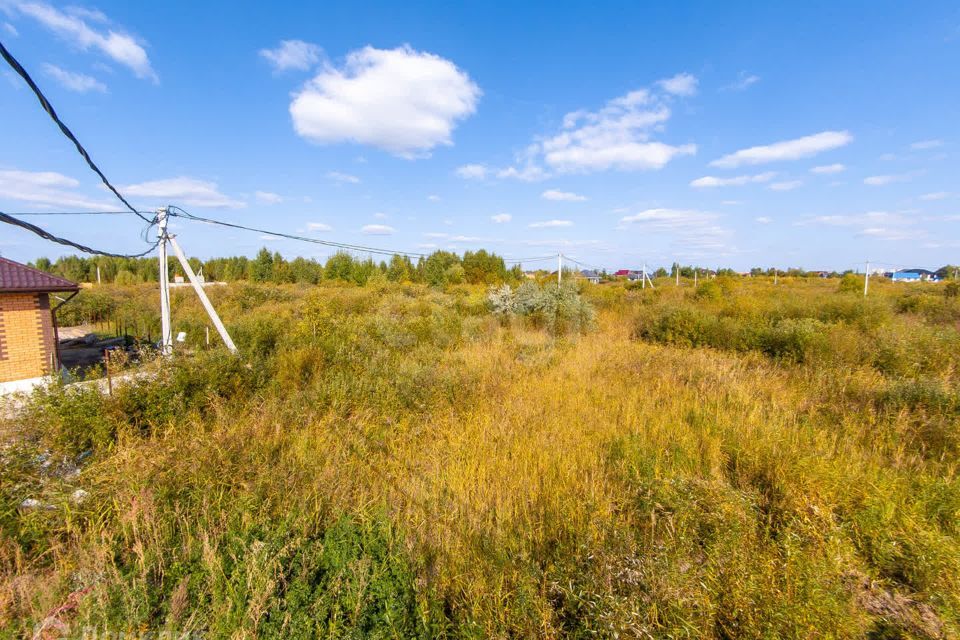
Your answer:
(2, 276), (958, 638)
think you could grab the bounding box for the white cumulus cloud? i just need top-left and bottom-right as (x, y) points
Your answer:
(690, 172), (776, 188)
(0, 168), (114, 209)
(121, 177), (245, 208)
(541, 189), (587, 202)
(361, 224), (395, 235)
(15, 2), (157, 82)
(290, 45), (481, 157)
(259, 39), (321, 72)
(42, 63), (106, 92)
(710, 131), (852, 168)
(491, 213), (511, 223)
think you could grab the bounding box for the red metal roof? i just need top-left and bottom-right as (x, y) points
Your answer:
(0, 257), (79, 293)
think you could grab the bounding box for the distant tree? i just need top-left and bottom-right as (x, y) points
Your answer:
(250, 248), (274, 282)
(462, 249), (507, 284)
(387, 254), (414, 282)
(324, 252), (356, 282)
(422, 251), (461, 287)
(936, 265), (959, 280)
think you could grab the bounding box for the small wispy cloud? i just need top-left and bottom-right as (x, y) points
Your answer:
(259, 39), (321, 72)
(910, 139), (944, 150)
(755, 216), (772, 224)
(491, 213), (512, 223)
(3, 22), (18, 37)
(307, 222), (332, 232)
(657, 72), (698, 96)
(427, 194), (440, 201)
(361, 224), (395, 235)
(16, 3), (157, 82)
(919, 191), (950, 201)
(769, 180), (803, 191)
(711, 131), (852, 168)
(529, 219), (573, 228)
(455, 163), (488, 179)
(810, 163), (845, 174)
(255, 190), (283, 204)
(541, 189), (587, 202)
(42, 63), (106, 93)
(863, 172), (918, 186)
(722, 71), (760, 91)
(327, 171), (360, 184)
(690, 172), (776, 188)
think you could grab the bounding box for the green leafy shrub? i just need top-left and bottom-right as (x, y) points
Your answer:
(487, 282), (595, 335)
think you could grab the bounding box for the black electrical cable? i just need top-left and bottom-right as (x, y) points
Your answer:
(2, 211), (131, 216)
(1, 211), (159, 258)
(0, 39), (152, 225)
(167, 206), (429, 259)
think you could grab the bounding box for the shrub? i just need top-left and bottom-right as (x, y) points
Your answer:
(695, 280), (724, 301)
(487, 282), (595, 335)
(838, 273), (862, 294)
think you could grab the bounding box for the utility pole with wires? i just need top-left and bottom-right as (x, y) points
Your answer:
(864, 260), (870, 297)
(155, 206), (236, 355)
(157, 207), (173, 356)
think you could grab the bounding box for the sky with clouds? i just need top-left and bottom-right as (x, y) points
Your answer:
(0, 1), (958, 270)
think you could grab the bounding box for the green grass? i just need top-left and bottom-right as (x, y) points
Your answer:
(2, 276), (958, 638)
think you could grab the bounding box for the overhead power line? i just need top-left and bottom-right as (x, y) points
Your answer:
(0, 39), (153, 225)
(0, 211), (159, 258)
(167, 206), (428, 259)
(2, 211), (132, 216)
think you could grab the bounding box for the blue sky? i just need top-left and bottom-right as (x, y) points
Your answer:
(0, 1), (958, 271)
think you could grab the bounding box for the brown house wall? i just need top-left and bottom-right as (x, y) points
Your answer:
(0, 292), (57, 383)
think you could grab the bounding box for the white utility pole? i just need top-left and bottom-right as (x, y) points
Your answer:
(864, 260), (870, 297)
(774, 269), (778, 285)
(96, 265), (101, 285)
(675, 263), (680, 286)
(157, 207), (173, 356)
(642, 262), (647, 290)
(169, 236), (237, 353)
(694, 268), (698, 287)
(558, 253), (562, 285)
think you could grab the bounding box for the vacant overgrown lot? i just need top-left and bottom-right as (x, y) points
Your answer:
(2, 277), (959, 638)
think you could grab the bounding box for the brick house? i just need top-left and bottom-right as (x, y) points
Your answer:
(0, 258), (79, 386)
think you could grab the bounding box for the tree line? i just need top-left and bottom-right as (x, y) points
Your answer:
(30, 248), (524, 287)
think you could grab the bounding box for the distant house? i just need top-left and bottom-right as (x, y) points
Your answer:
(0, 258), (78, 390)
(579, 269), (601, 284)
(613, 269), (642, 281)
(890, 268), (938, 282)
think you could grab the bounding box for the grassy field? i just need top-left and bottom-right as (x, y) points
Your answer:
(2, 276), (959, 638)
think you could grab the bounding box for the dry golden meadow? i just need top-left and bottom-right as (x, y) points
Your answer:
(2, 275), (959, 638)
